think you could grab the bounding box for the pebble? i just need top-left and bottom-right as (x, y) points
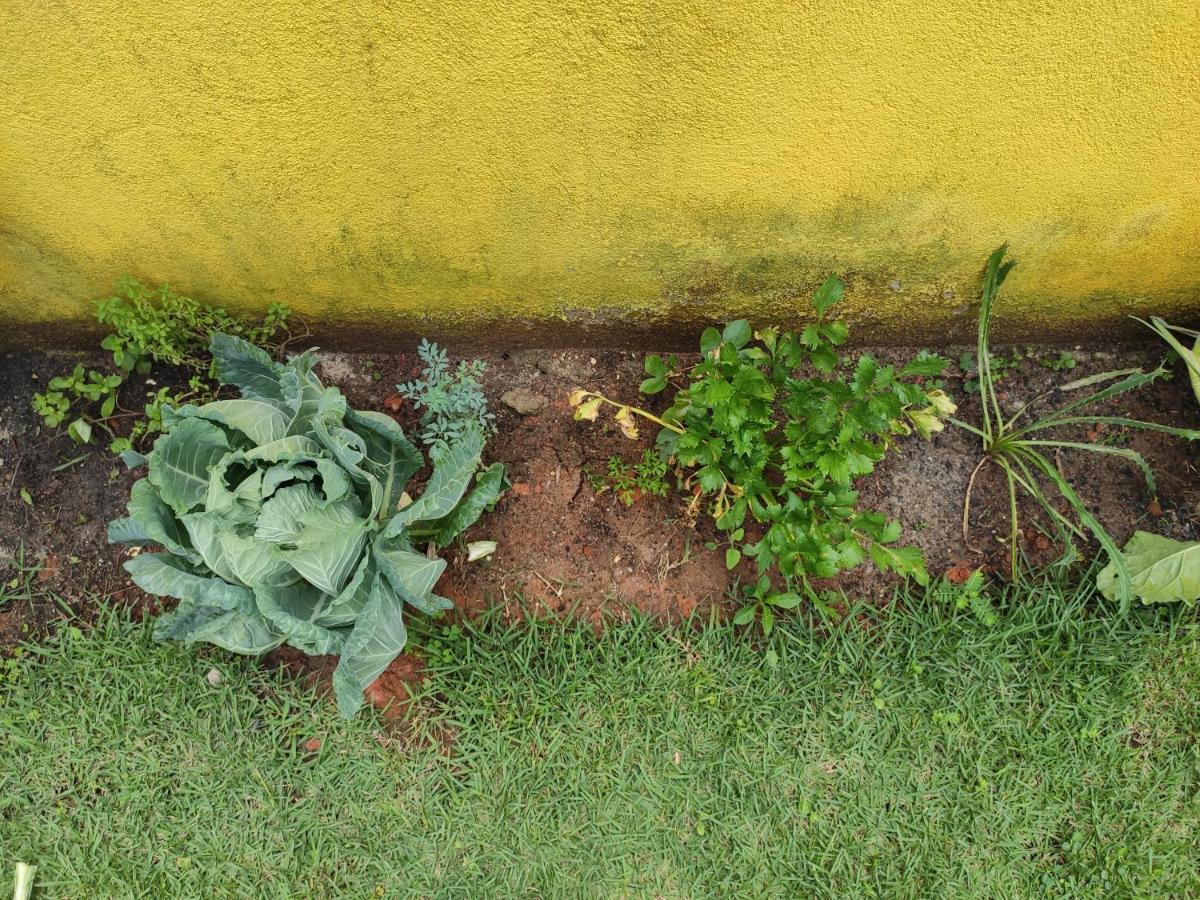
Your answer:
(206, 668), (222, 687)
(501, 388), (549, 415)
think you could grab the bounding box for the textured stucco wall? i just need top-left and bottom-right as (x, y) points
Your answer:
(2, 1), (1198, 346)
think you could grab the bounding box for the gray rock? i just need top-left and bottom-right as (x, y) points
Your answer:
(501, 388), (549, 416)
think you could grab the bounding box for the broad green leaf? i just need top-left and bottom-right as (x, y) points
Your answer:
(382, 427), (483, 536)
(261, 461), (317, 499)
(114, 478), (200, 563)
(204, 459), (263, 525)
(812, 274), (845, 315)
(180, 510), (244, 585)
(107, 516), (151, 546)
(722, 320), (752, 349)
(1098, 531), (1200, 606)
(244, 435), (323, 462)
(188, 607), (285, 655)
(148, 418), (230, 514)
(254, 581), (347, 656)
(255, 484), (322, 544)
(374, 542), (453, 615)
(216, 526), (302, 588)
(316, 557), (373, 627)
(279, 498), (372, 595)
(868, 542), (929, 586)
(332, 574), (408, 718)
(345, 408), (423, 520)
(281, 366), (327, 435)
(210, 332), (286, 401)
(189, 399), (289, 444)
(152, 600), (230, 643)
(428, 462), (509, 547)
(124, 551), (252, 610)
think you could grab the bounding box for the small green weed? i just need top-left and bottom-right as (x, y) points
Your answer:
(32, 278), (291, 453)
(590, 449), (670, 506)
(572, 276), (952, 604)
(929, 568), (997, 626)
(397, 338), (495, 455)
(1039, 349), (1078, 371)
(960, 348), (1023, 393)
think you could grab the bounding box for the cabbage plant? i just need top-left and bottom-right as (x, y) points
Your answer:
(108, 334), (507, 716)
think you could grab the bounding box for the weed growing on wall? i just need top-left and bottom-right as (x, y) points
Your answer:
(32, 278), (292, 453)
(571, 275), (952, 620)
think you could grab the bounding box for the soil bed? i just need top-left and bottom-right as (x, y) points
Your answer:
(3, 343), (1198, 700)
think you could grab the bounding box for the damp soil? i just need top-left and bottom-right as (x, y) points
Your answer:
(3, 343), (1198, 709)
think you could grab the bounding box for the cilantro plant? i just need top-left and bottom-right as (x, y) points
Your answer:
(571, 275), (953, 608)
(591, 450), (671, 507)
(397, 338), (496, 456)
(32, 277), (292, 454)
(109, 334), (508, 717)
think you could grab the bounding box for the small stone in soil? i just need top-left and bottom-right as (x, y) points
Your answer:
(501, 388), (549, 415)
(206, 668), (222, 687)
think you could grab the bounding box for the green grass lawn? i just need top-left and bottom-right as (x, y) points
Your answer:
(3, 578), (1199, 898)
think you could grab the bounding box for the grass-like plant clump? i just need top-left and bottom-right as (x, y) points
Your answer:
(954, 246), (1200, 602)
(3, 581), (1198, 897)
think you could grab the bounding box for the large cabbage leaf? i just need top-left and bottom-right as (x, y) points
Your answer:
(109, 333), (507, 716)
(1098, 531), (1200, 606)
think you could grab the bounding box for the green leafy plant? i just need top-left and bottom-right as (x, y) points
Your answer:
(1038, 350), (1078, 372)
(108, 333), (508, 717)
(33, 278), (291, 453)
(1088, 318), (1200, 607)
(959, 348), (1024, 394)
(1140, 317), (1200, 405)
(571, 275), (952, 599)
(952, 246), (1200, 602)
(929, 569), (997, 626)
(1098, 531), (1199, 606)
(590, 450), (670, 506)
(397, 338), (495, 455)
(731, 574), (802, 635)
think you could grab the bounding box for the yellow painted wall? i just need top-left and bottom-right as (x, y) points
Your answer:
(2, 1), (1198, 345)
